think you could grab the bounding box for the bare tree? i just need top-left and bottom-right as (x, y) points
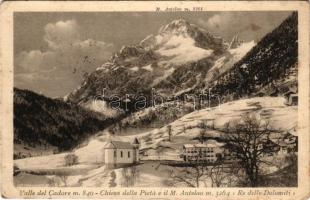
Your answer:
(47, 178), (56, 187)
(183, 125), (186, 133)
(209, 164), (227, 187)
(208, 162), (241, 187)
(198, 129), (206, 144)
(225, 113), (273, 187)
(170, 151), (209, 187)
(167, 125), (172, 141)
(197, 120), (207, 144)
(284, 152), (297, 174)
(170, 165), (209, 187)
(156, 147), (164, 160)
(59, 175), (68, 187)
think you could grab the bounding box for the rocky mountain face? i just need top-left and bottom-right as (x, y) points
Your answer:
(206, 12), (298, 102)
(66, 19), (255, 113)
(67, 12), (297, 115)
(229, 35), (244, 49)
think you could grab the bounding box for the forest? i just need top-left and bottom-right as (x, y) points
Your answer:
(14, 88), (116, 156)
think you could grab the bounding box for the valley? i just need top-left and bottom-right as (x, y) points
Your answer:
(14, 96), (298, 187)
(14, 12), (298, 188)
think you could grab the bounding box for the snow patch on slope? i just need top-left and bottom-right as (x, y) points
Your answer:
(229, 40), (256, 59)
(142, 64), (153, 72)
(83, 100), (121, 118)
(152, 67), (175, 86)
(74, 139), (106, 164)
(130, 66), (139, 72)
(205, 41), (256, 82)
(156, 35), (213, 65)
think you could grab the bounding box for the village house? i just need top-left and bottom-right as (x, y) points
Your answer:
(264, 128), (297, 156)
(283, 86), (298, 106)
(277, 129), (298, 155)
(182, 140), (225, 163)
(284, 91), (298, 106)
(104, 138), (140, 169)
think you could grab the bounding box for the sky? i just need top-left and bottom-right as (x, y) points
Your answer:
(14, 11), (292, 97)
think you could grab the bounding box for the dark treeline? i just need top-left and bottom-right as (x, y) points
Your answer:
(209, 12), (298, 99)
(14, 88), (116, 154)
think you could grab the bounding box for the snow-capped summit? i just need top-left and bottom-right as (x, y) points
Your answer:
(141, 19), (225, 53)
(66, 18), (257, 108)
(158, 19), (192, 35)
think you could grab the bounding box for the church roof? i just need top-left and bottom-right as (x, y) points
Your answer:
(104, 140), (135, 149)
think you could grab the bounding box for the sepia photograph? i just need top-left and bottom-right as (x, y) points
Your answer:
(0, 1), (309, 199)
(12, 10), (299, 188)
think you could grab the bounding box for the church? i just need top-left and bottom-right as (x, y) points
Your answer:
(104, 138), (140, 169)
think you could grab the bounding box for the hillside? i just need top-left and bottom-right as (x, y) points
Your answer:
(119, 101), (195, 129)
(14, 88), (115, 158)
(134, 97), (297, 154)
(14, 96), (297, 187)
(206, 12), (297, 100)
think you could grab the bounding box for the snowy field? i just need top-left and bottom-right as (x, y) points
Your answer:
(137, 96), (297, 152)
(14, 96), (297, 187)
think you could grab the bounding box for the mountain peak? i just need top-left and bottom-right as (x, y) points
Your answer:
(159, 19), (194, 35)
(167, 19), (190, 26)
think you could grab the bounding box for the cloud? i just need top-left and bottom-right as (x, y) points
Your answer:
(203, 13), (256, 32)
(44, 20), (81, 50)
(248, 23), (261, 31)
(198, 12), (288, 42)
(203, 13), (237, 30)
(15, 20), (114, 97)
(16, 50), (57, 73)
(205, 14), (222, 28)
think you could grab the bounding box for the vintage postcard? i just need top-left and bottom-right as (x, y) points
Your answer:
(0, 1), (309, 199)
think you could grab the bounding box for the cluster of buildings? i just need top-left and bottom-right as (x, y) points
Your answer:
(269, 128), (298, 155)
(181, 140), (225, 163)
(180, 129), (297, 163)
(103, 127), (297, 168)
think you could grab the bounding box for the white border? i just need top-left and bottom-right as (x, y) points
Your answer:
(0, 1), (309, 199)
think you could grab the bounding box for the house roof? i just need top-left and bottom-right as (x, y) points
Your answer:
(287, 127), (297, 137)
(133, 138), (140, 144)
(183, 140), (225, 149)
(277, 141), (288, 147)
(290, 94), (298, 97)
(104, 140), (135, 149)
